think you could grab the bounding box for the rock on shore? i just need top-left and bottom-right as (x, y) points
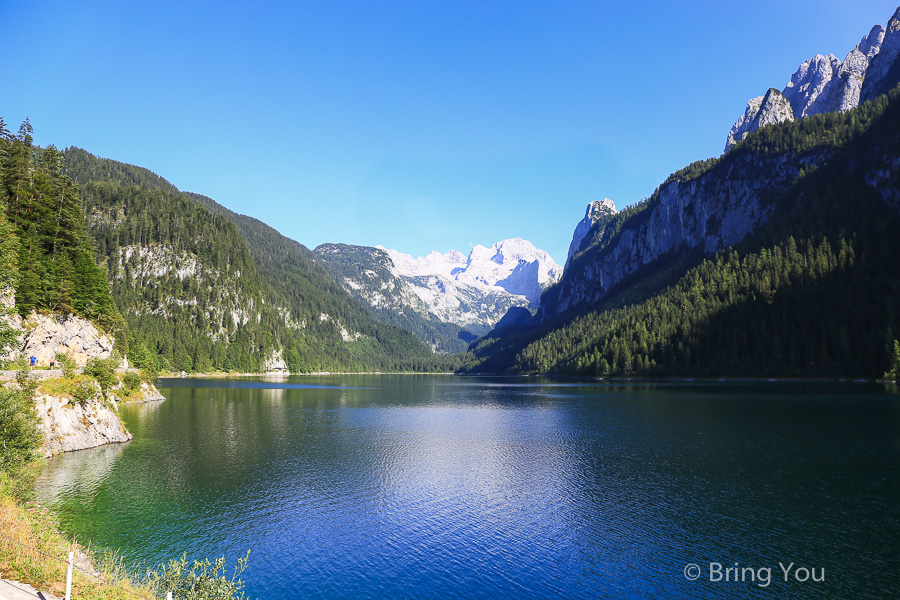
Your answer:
(36, 391), (132, 457)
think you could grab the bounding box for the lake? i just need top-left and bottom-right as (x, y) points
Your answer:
(33, 376), (900, 599)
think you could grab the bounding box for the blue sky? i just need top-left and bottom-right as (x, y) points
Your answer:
(2, 0), (897, 264)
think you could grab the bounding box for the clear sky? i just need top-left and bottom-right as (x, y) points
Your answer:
(2, 0), (897, 264)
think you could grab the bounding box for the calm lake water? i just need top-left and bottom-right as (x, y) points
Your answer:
(34, 376), (900, 599)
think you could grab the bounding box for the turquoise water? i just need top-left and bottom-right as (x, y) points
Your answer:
(34, 376), (900, 598)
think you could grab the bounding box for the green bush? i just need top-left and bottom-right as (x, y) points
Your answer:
(122, 371), (141, 393)
(0, 376), (41, 484)
(2, 355), (29, 370)
(83, 357), (118, 392)
(55, 353), (77, 378)
(145, 551), (251, 600)
(71, 380), (98, 404)
(885, 340), (900, 382)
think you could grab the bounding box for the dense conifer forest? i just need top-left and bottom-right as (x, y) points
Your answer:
(0, 120), (122, 340)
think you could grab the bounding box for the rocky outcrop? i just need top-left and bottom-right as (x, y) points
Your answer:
(861, 9), (900, 102)
(36, 388), (132, 457)
(119, 381), (166, 403)
(2, 312), (115, 367)
(566, 199), (617, 270)
(542, 150), (815, 319)
(725, 10), (894, 152)
(263, 348), (289, 373)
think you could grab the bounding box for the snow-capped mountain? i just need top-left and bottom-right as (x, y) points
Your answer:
(314, 239), (561, 352)
(382, 238), (561, 306)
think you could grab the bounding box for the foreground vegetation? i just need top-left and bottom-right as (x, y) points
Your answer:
(0, 370), (254, 599)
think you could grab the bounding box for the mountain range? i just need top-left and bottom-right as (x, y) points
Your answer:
(725, 7), (900, 151)
(4, 5), (900, 380)
(468, 5), (900, 378)
(314, 239), (560, 353)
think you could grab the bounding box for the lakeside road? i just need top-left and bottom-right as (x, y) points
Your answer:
(0, 578), (59, 600)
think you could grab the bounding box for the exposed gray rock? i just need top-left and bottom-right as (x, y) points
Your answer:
(725, 96), (765, 152)
(784, 54), (842, 117)
(725, 10), (895, 153)
(116, 381), (166, 403)
(566, 199), (617, 270)
(2, 312), (116, 367)
(727, 89), (795, 151)
(316, 239), (560, 339)
(36, 386), (132, 457)
(543, 150), (817, 319)
(263, 348), (289, 373)
(861, 9), (900, 102)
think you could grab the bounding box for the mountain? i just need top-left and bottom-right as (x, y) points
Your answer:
(470, 55), (900, 376)
(565, 198), (617, 269)
(383, 238), (561, 307)
(62, 148), (453, 373)
(724, 7), (898, 152)
(313, 243), (475, 353)
(314, 239), (562, 353)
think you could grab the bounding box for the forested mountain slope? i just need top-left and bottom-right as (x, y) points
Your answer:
(0, 120), (121, 345)
(470, 86), (900, 378)
(63, 148), (449, 373)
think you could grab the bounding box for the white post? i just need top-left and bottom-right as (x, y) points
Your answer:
(65, 550), (74, 600)
(167, 592), (173, 600)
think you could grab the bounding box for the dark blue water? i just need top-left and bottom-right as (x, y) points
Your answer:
(34, 376), (900, 598)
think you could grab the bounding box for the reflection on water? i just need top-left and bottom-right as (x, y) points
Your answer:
(33, 376), (900, 600)
(34, 443), (126, 502)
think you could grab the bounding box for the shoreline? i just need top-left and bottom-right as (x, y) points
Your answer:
(159, 371), (458, 378)
(154, 371), (888, 384)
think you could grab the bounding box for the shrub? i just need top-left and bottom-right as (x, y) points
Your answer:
(56, 353), (77, 378)
(71, 381), (98, 404)
(145, 551), (251, 600)
(0, 378), (41, 483)
(885, 340), (900, 382)
(122, 372), (141, 393)
(83, 357), (118, 392)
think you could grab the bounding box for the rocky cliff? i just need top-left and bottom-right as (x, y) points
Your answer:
(36, 390), (132, 457)
(725, 8), (897, 152)
(566, 199), (617, 269)
(541, 148), (821, 320)
(7, 313), (115, 367)
(33, 375), (165, 456)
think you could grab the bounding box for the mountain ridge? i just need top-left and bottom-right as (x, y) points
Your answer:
(725, 6), (900, 152)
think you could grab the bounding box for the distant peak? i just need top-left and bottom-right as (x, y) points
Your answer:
(565, 198), (617, 268)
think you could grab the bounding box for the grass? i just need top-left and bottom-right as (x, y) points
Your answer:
(37, 375), (90, 398)
(0, 474), (153, 600)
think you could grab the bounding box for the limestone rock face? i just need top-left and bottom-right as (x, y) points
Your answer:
(36, 389), (132, 457)
(124, 382), (167, 403)
(540, 150), (816, 319)
(15, 313), (115, 367)
(861, 9), (900, 102)
(783, 54), (842, 117)
(726, 89), (795, 150)
(263, 348), (289, 373)
(725, 10), (895, 153)
(566, 199), (617, 270)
